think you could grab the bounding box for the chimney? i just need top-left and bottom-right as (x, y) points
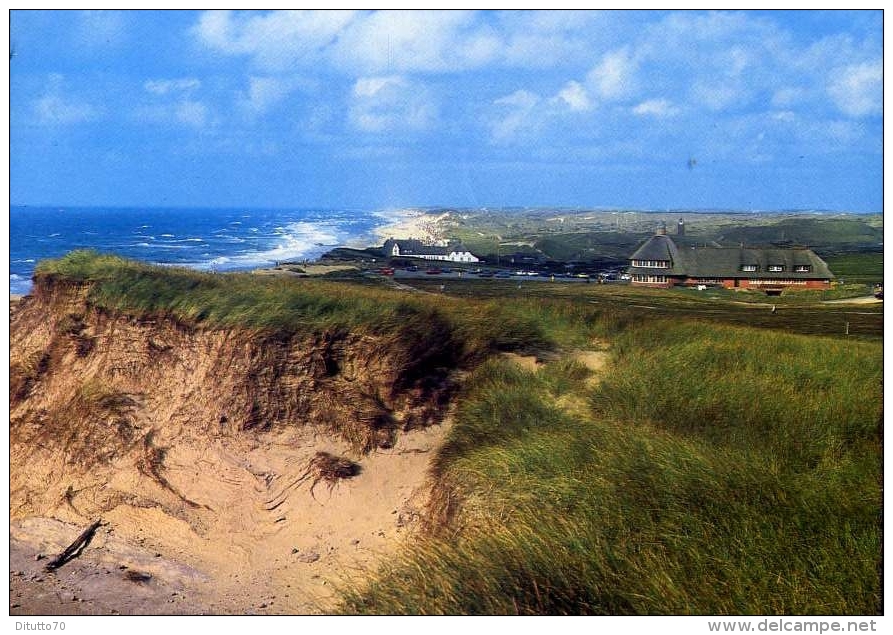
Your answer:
(677, 218), (685, 236)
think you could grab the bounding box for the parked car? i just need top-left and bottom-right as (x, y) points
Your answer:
(426, 268), (443, 275)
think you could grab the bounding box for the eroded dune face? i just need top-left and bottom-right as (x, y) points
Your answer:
(9, 276), (452, 614)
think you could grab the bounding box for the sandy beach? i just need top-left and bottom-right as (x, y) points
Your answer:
(370, 209), (450, 246)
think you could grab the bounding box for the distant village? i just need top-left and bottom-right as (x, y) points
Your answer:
(364, 218), (836, 295)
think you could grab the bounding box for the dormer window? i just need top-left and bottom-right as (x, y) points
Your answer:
(740, 264), (758, 272)
(768, 265), (785, 272)
(794, 265), (812, 273)
(631, 259), (670, 268)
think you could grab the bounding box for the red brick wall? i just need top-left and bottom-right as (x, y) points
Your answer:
(633, 278), (831, 290)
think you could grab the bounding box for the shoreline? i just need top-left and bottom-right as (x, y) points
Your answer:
(7, 209), (454, 296)
(368, 209), (450, 246)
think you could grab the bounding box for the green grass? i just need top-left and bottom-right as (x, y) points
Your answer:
(716, 218), (882, 248)
(823, 253), (884, 286)
(442, 210), (882, 268)
(33, 250), (882, 614)
(34, 250), (595, 360)
(534, 231), (644, 261)
(341, 319), (882, 615)
(403, 279), (883, 340)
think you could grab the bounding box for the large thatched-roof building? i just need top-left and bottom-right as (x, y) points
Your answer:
(627, 223), (833, 291)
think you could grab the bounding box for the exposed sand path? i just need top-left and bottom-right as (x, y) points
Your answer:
(10, 422), (450, 615)
(821, 295), (883, 304)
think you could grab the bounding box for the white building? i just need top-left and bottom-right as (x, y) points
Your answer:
(382, 239), (479, 263)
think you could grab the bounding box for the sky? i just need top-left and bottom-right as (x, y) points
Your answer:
(8, 9), (885, 212)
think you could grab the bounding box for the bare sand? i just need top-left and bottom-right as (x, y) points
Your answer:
(10, 422), (450, 615)
(372, 210), (450, 245)
(251, 263), (361, 277)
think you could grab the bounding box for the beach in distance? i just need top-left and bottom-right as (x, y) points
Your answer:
(9, 206), (445, 296)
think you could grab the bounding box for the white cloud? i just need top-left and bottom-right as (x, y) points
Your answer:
(194, 10), (358, 70)
(505, 10), (603, 33)
(493, 10), (607, 69)
(353, 76), (403, 98)
(349, 75), (436, 133)
(32, 75), (97, 125)
(824, 120), (863, 144)
(587, 48), (638, 101)
(184, 9), (882, 156)
(632, 99), (678, 117)
(136, 75), (215, 129)
(771, 110), (797, 123)
(827, 60), (882, 117)
(175, 100), (209, 128)
(771, 87), (804, 109)
(193, 10), (237, 52)
(332, 10), (500, 74)
(144, 78), (201, 95)
(34, 94), (96, 125)
(491, 89), (542, 143)
(691, 82), (742, 112)
(495, 89), (540, 109)
(191, 9), (608, 75)
(240, 77), (293, 116)
(553, 81), (591, 112)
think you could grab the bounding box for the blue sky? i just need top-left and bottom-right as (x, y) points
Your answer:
(9, 9), (884, 211)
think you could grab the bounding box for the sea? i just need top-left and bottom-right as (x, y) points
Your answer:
(8, 206), (404, 296)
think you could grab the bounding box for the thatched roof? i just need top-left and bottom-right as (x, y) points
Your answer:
(629, 235), (834, 279)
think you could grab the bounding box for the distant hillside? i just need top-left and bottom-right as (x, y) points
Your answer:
(716, 218), (882, 251)
(534, 232), (648, 262)
(441, 209), (882, 264)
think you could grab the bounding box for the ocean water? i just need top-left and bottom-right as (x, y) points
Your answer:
(9, 206), (401, 295)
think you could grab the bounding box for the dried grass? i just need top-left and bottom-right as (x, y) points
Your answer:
(297, 451), (362, 500)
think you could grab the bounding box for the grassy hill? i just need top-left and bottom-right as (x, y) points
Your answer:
(30, 251), (883, 615)
(716, 218), (883, 251)
(822, 253), (884, 286)
(342, 315), (882, 615)
(437, 209), (882, 266)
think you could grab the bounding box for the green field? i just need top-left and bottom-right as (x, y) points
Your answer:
(823, 253), (884, 286)
(403, 279), (883, 340)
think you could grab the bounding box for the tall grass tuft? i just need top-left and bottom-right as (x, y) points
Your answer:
(32, 251), (881, 614)
(34, 251), (590, 359)
(342, 320), (882, 615)
(593, 320), (882, 469)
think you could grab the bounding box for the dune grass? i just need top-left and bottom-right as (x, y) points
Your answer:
(33, 251), (882, 614)
(341, 319), (882, 615)
(37, 250), (432, 334)
(34, 250), (593, 360)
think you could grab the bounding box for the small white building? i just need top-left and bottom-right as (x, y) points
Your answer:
(382, 238), (479, 263)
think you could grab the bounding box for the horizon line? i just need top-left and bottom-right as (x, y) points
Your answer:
(8, 204), (883, 215)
